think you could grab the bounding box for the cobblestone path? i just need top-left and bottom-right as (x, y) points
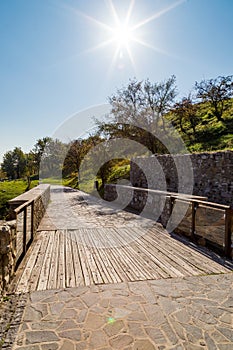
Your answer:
(10, 273), (233, 349)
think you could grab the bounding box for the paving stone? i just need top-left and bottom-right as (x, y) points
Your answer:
(182, 324), (202, 344)
(142, 305), (165, 325)
(144, 327), (167, 344)
(89, 330), (107, 348)
(219, 313), (232, 324)
(132, 339), (156, 350)
(127, 322), (146, 338)
(109, 334), (134, 349)
(75, 342), (87, 350)
(49, 302), (65, 316)
(81, 293), (100, 307)
(217, 344), (233, 350)
(104, 320), (125, 337)
(56, 320), (78, 331)
(114, 307), (131, 318)
(40, 343), (59, 350)
(60, 339), (75, 350)
(173, 309), (191, 324)
(204, 333), (217, 350)
(13, 346), (41, 350)
(30, 321), (61, 330)
(217, 327), (233, 341)
(25, 331), (59, 344)
(85, 312), (106, 330)
(58, 329), (82, 341)
(76, 309), (88, 323)
(59, 308), (78, 319)
(23, 306), (43, 322)
(161, 322), (179, 344)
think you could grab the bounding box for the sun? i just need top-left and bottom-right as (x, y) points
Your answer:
(74, 0), (186, 70)
(112, 23), (133, 49)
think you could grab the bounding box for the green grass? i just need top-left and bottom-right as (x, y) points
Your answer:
(167, 98), (233, 152)
(0, 179), (38, 219)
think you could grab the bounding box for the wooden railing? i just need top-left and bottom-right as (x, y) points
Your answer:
(14, 199), (35, 268)
(104, 184), (233, 259)
(9, 184), (51, 269)
(169, 196), (233, 258)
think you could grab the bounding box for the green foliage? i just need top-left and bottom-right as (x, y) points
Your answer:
(0, 179), (38, 219)
(168, 97), (233, 152)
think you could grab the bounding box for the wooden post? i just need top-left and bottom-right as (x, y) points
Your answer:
(191, 201), (198, 241)
(31, 201), (34, 241)
(224, 208), (232, 258)
(23, 207), (27, 256)
(170, 196), (175, 216)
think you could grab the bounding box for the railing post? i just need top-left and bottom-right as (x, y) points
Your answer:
(170, 196), (175, 216)
(225, 208), (232, 258)
(191, 201), (198, 241)
(31, 200), (34, 241)
(23, 206), (27, 256)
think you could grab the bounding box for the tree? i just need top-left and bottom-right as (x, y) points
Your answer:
(98, 76), (177, 154)
(195, 75), (233, 121)
(40, 139), (68, 178)
(32, 137), (51, 174)
(2, 147), (26, 179)
(171, 95), (199, 140)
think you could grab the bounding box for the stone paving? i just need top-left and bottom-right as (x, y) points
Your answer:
(9, 272), (233, 350)
(38, 186), (155, 231)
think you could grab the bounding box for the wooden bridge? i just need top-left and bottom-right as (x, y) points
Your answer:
(12, 186), (232, 293)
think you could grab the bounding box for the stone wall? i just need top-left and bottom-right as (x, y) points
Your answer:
(130, 151), (233, 207)
(0, 184), (50, 294)
(9, 184), (50, 232)
(0, 221), (16, 294)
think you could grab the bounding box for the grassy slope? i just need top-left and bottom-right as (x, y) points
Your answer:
(0, 180), (38, 219)
(168, 99), (233, 152)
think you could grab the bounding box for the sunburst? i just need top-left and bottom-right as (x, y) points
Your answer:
(72, 0), (185, 70)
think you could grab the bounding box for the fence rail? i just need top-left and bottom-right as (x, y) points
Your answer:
(169, 195), (233, 258)
(14, 199), (35, 268)
(104, 184), (233, 259)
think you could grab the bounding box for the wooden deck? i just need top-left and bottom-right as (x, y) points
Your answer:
(14, 226), (231, 293)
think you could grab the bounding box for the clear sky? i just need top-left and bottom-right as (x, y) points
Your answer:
(0, 0), (233, 162)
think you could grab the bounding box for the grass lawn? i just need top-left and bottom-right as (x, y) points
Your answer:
(0, 179), (38, 219)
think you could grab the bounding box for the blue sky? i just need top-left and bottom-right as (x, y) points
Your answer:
(0, 0), (233, 161)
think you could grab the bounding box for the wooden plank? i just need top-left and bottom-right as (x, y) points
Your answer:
(147, 227), (230, 274)
(79, 228), (103, 285)
(16, 237), (43, 293)
(103, 228), (154, 281)
(37, 231), (55, 290)
(72, 230), (92, 286)
(68, 230), (85, 287)
(138, 228), (201, 276)
(114, 228), (162, 280)
(47, 230), (60, 290)
(93, 228), (130, 282)
(65, 230), (76, 288)
(82, 228), (113, 284)
(29, 231), (51, 291)
(57, 230), (66, 289)
(145, 229), (204, 275)
(121, 228), (178, 278)
(88, 228), (122, 284)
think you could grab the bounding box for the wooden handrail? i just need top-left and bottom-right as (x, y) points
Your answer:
(106, 184), (232, 258)
(14, 199), (35, 269)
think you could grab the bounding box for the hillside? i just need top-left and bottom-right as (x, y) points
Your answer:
(167, 99), (233, 153)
